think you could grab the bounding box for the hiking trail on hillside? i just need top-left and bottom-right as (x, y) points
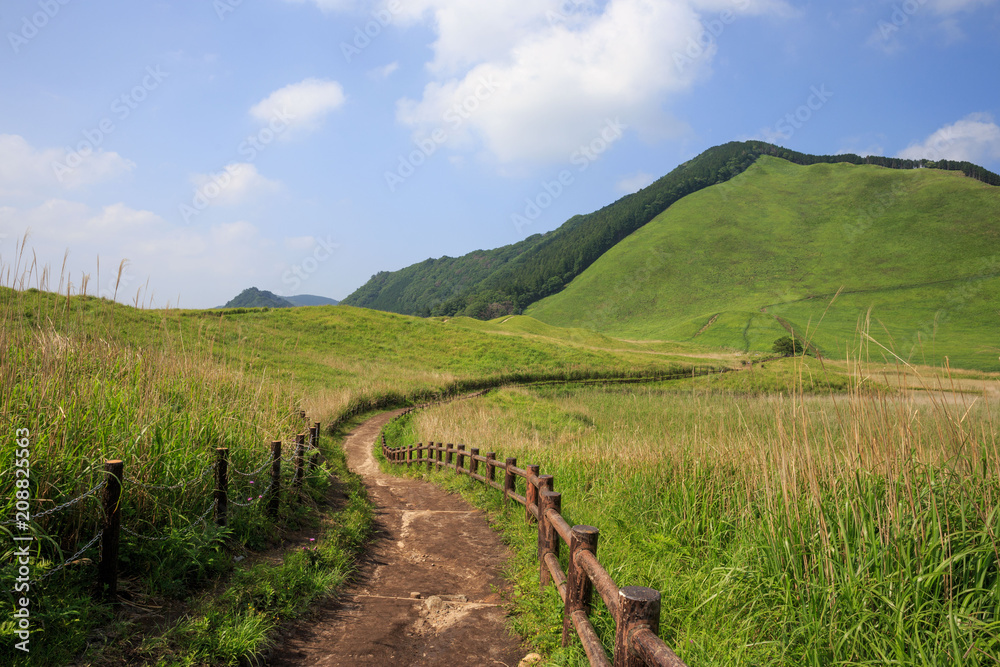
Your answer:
(269, 409), (529, 666)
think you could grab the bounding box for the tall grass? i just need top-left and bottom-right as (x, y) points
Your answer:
(394, 357), (1000, 665)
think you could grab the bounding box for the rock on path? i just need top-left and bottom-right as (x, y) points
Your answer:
(269, 409), (527, 666)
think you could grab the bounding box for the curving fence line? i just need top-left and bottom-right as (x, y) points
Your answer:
(4, 413), (324, 602)
(381, 420), (690, 667)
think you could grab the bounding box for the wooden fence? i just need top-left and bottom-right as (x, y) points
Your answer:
(17, 413), (323, 602)
(381, 424), (689, 667)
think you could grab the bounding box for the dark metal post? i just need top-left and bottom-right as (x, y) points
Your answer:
(215, 448), (228, 527)
(98, 460), (123, 602)
(268, 440), (281, 518)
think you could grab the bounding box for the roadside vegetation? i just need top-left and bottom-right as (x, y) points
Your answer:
(383, 356), (1000, 665)
(0, 259), (707, 665)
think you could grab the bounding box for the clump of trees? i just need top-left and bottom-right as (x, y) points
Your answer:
(772, 336), (807, 356)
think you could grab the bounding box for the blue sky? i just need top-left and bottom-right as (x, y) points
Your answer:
(1, 0), (998, 308)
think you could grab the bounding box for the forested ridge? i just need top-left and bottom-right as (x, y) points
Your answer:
(341, 140), (999, 319)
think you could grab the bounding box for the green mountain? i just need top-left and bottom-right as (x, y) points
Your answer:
(525, 156), (1000, 370)
(285, 294), (339, 307)
(222, 288), (294, 309)
(342, 141), (999, 319)
(220, 289), (339, 309)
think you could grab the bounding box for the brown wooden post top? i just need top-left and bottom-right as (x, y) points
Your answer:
(563, 524), (599, 647)
(614, 587), (661, 667)
(526, 464), (541, 522)
(539, 489), (561, 590)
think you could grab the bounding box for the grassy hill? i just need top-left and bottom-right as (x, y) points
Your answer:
(1, 283), (725, 665)
(342, 141), (999, 319)
(526, 157), (1000, 370)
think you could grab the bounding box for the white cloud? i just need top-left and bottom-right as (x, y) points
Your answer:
(898, 113), (1000, 164)
(0, 134), (134, 197)
(616, 171), (657, 194)
(250, 78), (346, 134)
(189, 163), (281, 207)
(924, 0), (998, 14)
(0, 199), (306, 307)
(283, 0), (358, 12)
(370, 62), (400, 78)
(392, 0), (789, 164)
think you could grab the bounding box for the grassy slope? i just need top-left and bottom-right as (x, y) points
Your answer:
(383, 365), (1000, 666)
(526, 157), (1000, 370)
(1, 286), (715, 665)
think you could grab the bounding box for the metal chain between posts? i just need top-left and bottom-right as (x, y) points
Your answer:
(122, 501), (217, 542)
(125, 462), (216, 491)
(2, 479), (108, 526)
(230, 458), (271, 477)
(33, 528), (104, 583)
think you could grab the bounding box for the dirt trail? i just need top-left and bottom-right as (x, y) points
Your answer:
(269, 410), (528, 666)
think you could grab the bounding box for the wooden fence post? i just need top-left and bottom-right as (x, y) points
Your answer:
(97, 460), (123, 602)
(445, 443), (454, 467)
(294, 434), (305, 492)
(469, 448), (479, 477)
(526, 464), (540, 522)
(426, 443), (433, 471)
(268, 440), (281, 519)
(309, 423), (320, 471)
(457, 445), (466, 473)
(215, 448), (228, 527)
(563, 525), (599, 647)
(486, 452), (497, 483)
(614, 587), (661, 667)
(538, 474), (554, 495)
(539, 489), (561, 590)
(504, 457), (517, 504)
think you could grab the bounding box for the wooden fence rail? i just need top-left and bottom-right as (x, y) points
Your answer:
(381, 425), (689, 667)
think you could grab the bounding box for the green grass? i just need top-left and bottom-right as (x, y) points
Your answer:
(526, 157), (1000, 370)
(382, 361), (1000, 666)
(0, 275), (710, 665)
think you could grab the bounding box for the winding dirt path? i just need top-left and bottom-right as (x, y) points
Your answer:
(269, 410), (528, 666)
